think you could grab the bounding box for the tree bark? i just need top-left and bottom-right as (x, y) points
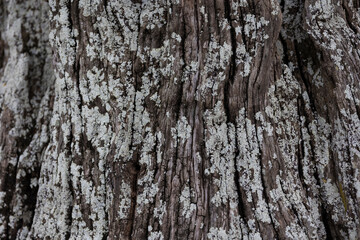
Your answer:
(1, 0), (360, 239)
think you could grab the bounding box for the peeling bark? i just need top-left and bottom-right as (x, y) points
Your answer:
(1, 0), (360, 239)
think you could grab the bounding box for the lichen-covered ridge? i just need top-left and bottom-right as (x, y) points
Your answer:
(0, 0), (359, 239)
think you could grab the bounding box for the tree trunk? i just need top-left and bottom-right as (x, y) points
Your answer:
(1, 0), (360, 239)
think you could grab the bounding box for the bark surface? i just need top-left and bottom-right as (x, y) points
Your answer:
(1, 0), (360, 239)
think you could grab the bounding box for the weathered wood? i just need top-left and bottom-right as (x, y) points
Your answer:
(1, 0), (360, 239)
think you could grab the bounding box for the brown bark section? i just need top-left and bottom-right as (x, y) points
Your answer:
(1, 0), (360, 239)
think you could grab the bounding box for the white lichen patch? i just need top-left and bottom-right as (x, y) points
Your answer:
(285, 222), (308, 240)
(235, 108), (274, 226)
(135, 129), (159, 214)
(179, 186), (196, 219)
(264, 63), (333, 237)
(199, 39), (232, 96)
(148, 226), (164, 240)
(140, 1), (166, 30)
(271, 0), (280, 16)
(266, 65), (301, 166)
(234, 13), (270, 77)
(180, 61), (198, 83)
(171, 32), (182, 43)
(153, 200), (166, 225)
(308, 117), (331, 176)
(243, 14), (269, 39)
(118, 182), (132, 219)
(255, 111), (273, 139)
(344, 84), (360, 105)
(236, 108), (263, 204)
(85, 32), (102, 61)
(136, 184), (159, 214)
(207, 222), (248, 240)
(79, 0), (101, 17)
(207, 227), (230, 240)
(306, 0), (358, 76)
(171, 116), (192, 145)
(203, 102), (247, 237)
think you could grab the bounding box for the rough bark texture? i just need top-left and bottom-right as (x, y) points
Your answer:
(1, 0), (360, 239)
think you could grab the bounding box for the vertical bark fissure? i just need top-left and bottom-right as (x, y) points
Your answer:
(128, 10), (142, 238)
(305, 125), (334, 239)
(243, 118), (262, 232)
(278, 34), (289, 66)
(67, 120), (75, 240)
(254, 120), (280, 239)
(224, 0), (237, 87)
(321, 205), (335, 240)
(129, 153), (140, 239)
(190, 5), (201, 238)
(223, 0), (248, 227)
(296, 98), (306, 189)
(341, 2), (358, 34)
(60, 21), (75, 240)
(293, 42), (317, 112)
(6, 153), (21, 239)
(127, 94), (139, 234)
